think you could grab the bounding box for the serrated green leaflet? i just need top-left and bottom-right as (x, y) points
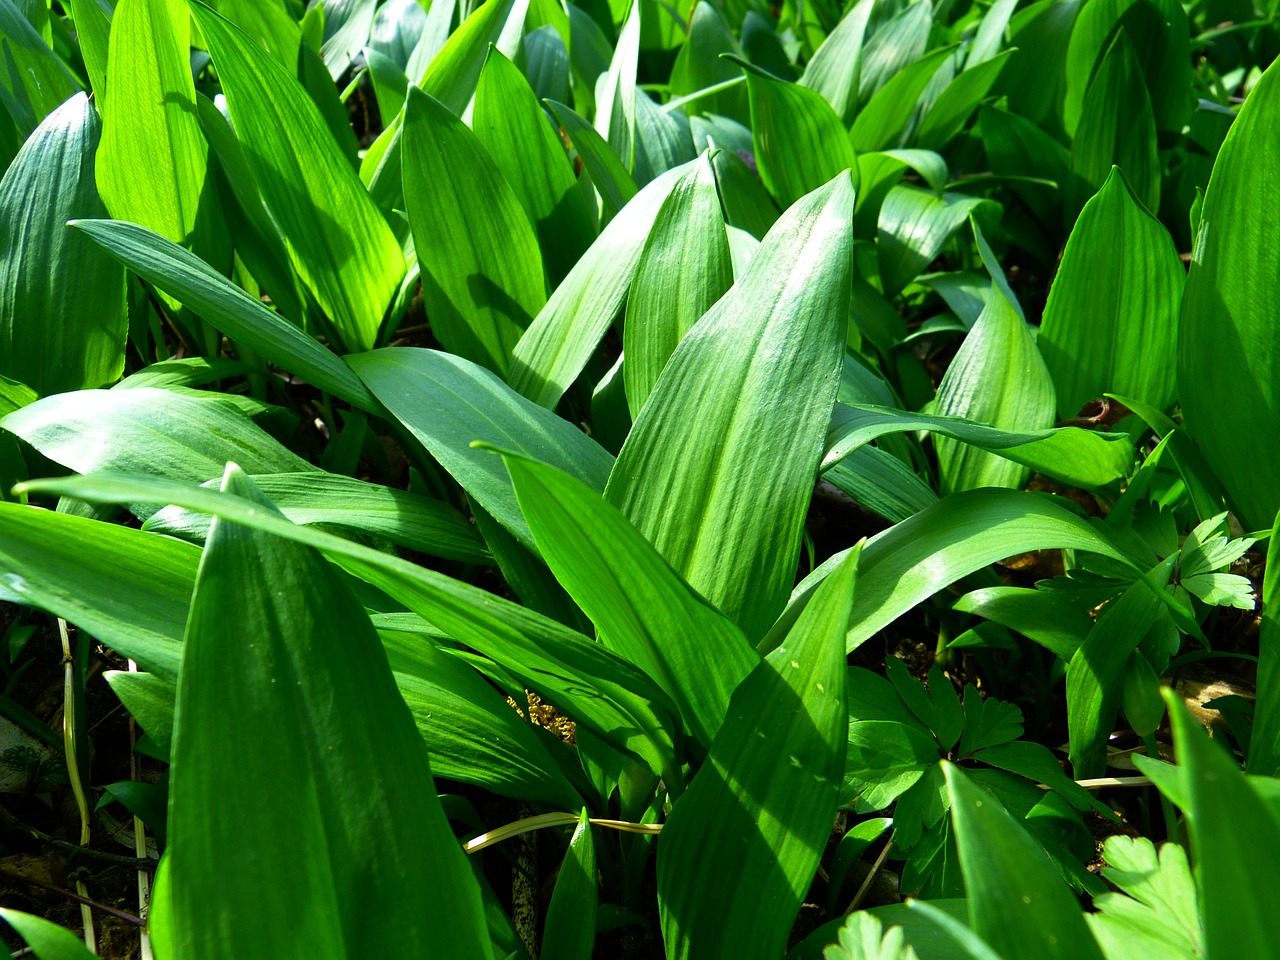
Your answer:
(606, 174), (854, 641)
(402, 86), (545, 375)
(658, 549), (855, 959)
(189, 1), (403, 353)
(0, 94), (124, 396)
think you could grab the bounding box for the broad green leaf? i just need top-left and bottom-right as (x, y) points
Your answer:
(541, 810), (598, 960)
(0, 0), (80, 123)
(189, 1), (404, 353)
(739, 58), (858, 209)
(166, 466), (491, 960)
(979, 105), (1070, 224)
(631, 87), (696, 186)
(66, 0), (111, 100)
(997, 0), (1081, 131)
(1, 387), (314, 514)
(606, 174), (854, 640)
(799, 0), (874, 124)
(0, 94), (125, 396)
(850, 45), (955, 152)
(1066, 564), (1172, 777)
(1247, 506), (1280, 776)
(18, 472), (683, 784)
(668, 1), (747, 123)
(913, 51), (1013, 152)
(935, 288), (1056, 492)
(365, 45), (410, 120)
(623, 153), (732, 417)
(768, 487), (1138, 654)
(1179, 55), (1280, 531)
(877, 187), (988, 298)
(1039, 167), (1182, 418)
(71, 219), (379, 412)
(214, 0), (301, 70)
(1165, 688), (1280, 960)
(1086, 836), (1203, 960)
(544, 99), (638, 221)
(825, 444), (937, 523)
(97, 0), (209, 252)
(318, 0), (375, 79)
(966, 0), (1018, 67)
(144, 472), (490, 563)
(845, 719), (937, 811)
(473, 48), (595, 286)
(419, 0), (528, 115)
(658, 550), (855, 960)
(595, 0), (639, 171)
(508, 161), (688, 408)
(945, 763), (1106, 960)
(0, 908), (97, 960)
(952, 586), (1093, 660)
(104, 670), (177, 754)
(348, 347), (614, 552)
(824, 403), (1133, 491)
(402, 86), (546, 375)
(1067, 34), (1159, 225)
(0, 503), (196, 679)
(500, 450), (758, 751)
(857, 0), (931, 103)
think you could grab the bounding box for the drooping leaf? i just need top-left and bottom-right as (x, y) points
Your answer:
(165, 466), (491, 960)
(0, 908), (98, 960)
(606, 173), (854, 640)
(1178, 55), (1280, 531)
(658, 550), (855, 959)
(402, 86), (546, 375)
(0, 93), (125, 396)
(189, 1), (404, 353)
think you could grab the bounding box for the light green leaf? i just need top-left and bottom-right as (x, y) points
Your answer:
(419, 0), (528, 115)
(952, 586), (1093, 660)
(945, 762), (1106, 960)
(934, 287), (1055, 492)
(97, 0), (209, 251)
(850, 45), (954, 152)
(823, 445), (938, 524)
(66, 0), (111, 101)
(402, 86), (546, 375)
(1178, 55), (1280, 530)
(606, 173), (854, 640)
(877, 187), (988, 298)
(822, 912), (920, 960)
(544, 98), (638, 221)
(0, 93), (125, 396)
(144, 472), (490, 563)
(668, 1), (747, 123)
(595, 0), (639, 171)
(1086, 836), (1202, 960)
(541, 810), (598, 960)
(318, 0), (375, 79)
(0, 0), (80, 123)
(166, 466), (491, 960)
(623, 153), (732, 417)
(500, 450), (758, 752)
(0, 908), (97, 960)
(1039, 167), (1182, 418)
(1247, 506), (1280, 776)
(658, 549), (856, 959)
(508, 161), (688, 408)
(189, 0), (404, 353)
(913, 50), (1013, 152)
(71, 219), (378, 412)
(799, 0), (874, 124)
(104, 670), (177, 754)
(348, 347), (614, 552)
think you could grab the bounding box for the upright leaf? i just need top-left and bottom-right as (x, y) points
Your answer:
(166, 466), (491, 960)
(0, 94), (125, 395)
(189, 1), (404, 353)
(1178, 56), (1280, 530)
(541, 810), (598, 960)
(606, 174), (854, 640)
(0, 0), (80, 123)
(402, 87), (546, 375)
(799, 0), (874, 124)
(658, 550), (855, 959)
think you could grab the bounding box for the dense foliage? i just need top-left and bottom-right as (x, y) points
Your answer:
(0, 0), (1276, 957)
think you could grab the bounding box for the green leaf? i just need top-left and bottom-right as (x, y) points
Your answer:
(500, 450), (758, 752)
(1039, 167), (1182, 418)
(0, 503), (196, 680)
(1085, 836), (1203, 960)
(1178, 55), (1280, 530)
(798, 0), (874, 124)
(1247, 506), (1280, 776)
(348, 347), (614, 552)
(144, 472), (490, 563)
(402, 86), (546, 375)
(622, 152), (732, 417)
(0, 908), (97, 960)
(71, 219), (378, 411)
(0, 93), (125, 396)
(825, 403), (1133, 491)
(508, 161), (687, 409)
(104, 670), (176, 755)
(606, 173), (854, 640)
(595, 0), (639, 171)
(877, 187), (988, 299)
(544, 98), (638, 222)
(658, 549), (856, 959)
(952, 586), (1093, 660)
(768, 488), (1138, 655)
(97, 0), (209, 253)
(472, 47), (595, 286)
(957, 685), (1024, 756)
(822, 912), (920, 960)
(738, 57), (858, 209)
(884, 659), (963, 751)
(850, 45), (954, 152)
(0, 0), (80, 123)
(317, 0), (375, 79)
(189, 0), (404, 353)
(541, 809), (598, 960)
(668, 1), (747, 123)
(935, 287), (1055, 492)
(166, 466), (491, 959)
(945, 762), (1106, 960)
(19, 472), (683, 784)
(823, 445), (938, 524)
(845, 720), (937, 811)
(1066, 34), (1159, 225)
(419, 0), (527, 116)
(1165, 687), (1280, 960)
(979, 105), (1070, 224)
(914, 50), (1013, 152)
